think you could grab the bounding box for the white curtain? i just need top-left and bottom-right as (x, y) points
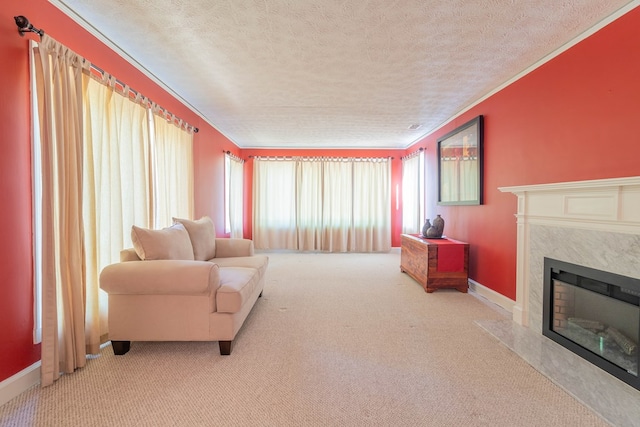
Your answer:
(32, 35), (196, 387)
(253, 160), (297, 248)
(33, 35), (90, 387)
(296, 161), (323, 250)
(83, 77), (152, 346)
(253, 157), (391, 252)
(321, 160), (353, 252)
(460, 158), (478, 202)
(440, 158), (459, 203)
(440, 157), (477, 203)
(226, 153), (245, 239)
(352, 160), (391, 252)
(401, 150), (424, 234)
(152, 113), (194, 228)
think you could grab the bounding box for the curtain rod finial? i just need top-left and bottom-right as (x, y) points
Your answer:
(14, 15), (44, 38)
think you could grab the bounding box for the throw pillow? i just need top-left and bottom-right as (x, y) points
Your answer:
(131, 223), (194, 261)
(172, 216), (216, 260)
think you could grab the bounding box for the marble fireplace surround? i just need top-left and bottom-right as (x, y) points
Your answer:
(492, 176), (640, 426)
(499, 176), (640, 330)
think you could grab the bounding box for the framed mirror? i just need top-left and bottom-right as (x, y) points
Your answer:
(437, 115), (484, 205)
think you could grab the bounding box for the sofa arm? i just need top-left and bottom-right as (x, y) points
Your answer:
(215, 238), (254, 258)
(100, 260), (220, 295)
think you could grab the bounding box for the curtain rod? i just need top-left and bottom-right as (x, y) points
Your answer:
(401, 147), (424, 161)
(223, 150), (244, 163)
(14, 15), (199, 134)
(249, 155), (394, 161)
(88, 64), (198, 133)
(14, 16), (44, 38)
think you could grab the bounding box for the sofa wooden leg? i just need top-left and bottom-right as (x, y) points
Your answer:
(219, 340), (233, 355)
(111, 340), (131, 355)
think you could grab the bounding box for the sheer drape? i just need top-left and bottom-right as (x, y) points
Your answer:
(253, 158), (391, 252)
(440, 158), (459, 203)
(352, 160), (390, 252)
(401, 151), (424, 234)
(83, 77), (152, 348)
(33, 35), (196, 387)
(440, 157), (476, 202)
(153, 115), (194, 227)
(321, 160), (353, 251)
(253, 160), (297, 248)
(460, 159), (478, 201)
(227, 154), (245, 239)
(296, 161), (323, 250)
(33, 35), (89, 387)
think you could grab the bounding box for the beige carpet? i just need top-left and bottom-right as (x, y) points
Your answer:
(0, 251), (609, 426)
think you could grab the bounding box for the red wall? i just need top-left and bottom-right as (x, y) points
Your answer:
(0, 0), (237, 382)
(193, 124), (242, 236)
(0, 7), (40, 382)
(411, 6), (640, 299)
(2, 0), (639, 384)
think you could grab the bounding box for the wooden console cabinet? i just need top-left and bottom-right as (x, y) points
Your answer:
(400, 234), (469, 293)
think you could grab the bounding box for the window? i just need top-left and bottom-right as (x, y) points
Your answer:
(30, 42), (42, 344)
(224, 155), (231, 234)
(252, 157), (391, 252)
(401, 149), (425, 234)
(225, 152), (244, 238)
(30, 36), (195, 351)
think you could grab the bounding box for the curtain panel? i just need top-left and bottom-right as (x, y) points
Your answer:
(83, 77), (153, 349)
(352, 160), (390, 252)
(440, 157), (477, 202)
(401, 151), (424, 235)
(226, 153), (245, 239)
(32, 35), (196, 387)
(33, 34), (89, 387)
(152, 115), (194, 228)
(253, 158), (391, 252)
(253, 160), (298, 248)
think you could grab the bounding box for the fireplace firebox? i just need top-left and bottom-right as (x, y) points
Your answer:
(543, 257), (640, 391)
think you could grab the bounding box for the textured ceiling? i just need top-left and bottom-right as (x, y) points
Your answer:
(51, 0), (635, 149)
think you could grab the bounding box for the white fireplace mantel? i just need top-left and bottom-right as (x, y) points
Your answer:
(499, 176), (640, 326)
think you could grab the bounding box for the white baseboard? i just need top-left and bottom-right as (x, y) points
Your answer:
(468, 278), (515, 315)
(0, 362), (40, 407)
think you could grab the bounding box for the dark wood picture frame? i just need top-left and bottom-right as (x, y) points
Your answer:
(437, 115), (484, 205)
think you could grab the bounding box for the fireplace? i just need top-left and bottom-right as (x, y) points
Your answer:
(543, 257), (640, 391)
(497, 177), (640, 425)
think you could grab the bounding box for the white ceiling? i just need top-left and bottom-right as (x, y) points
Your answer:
(52, 0), (636, 149)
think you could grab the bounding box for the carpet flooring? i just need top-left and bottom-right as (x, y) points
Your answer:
(0, 251), (609, 426)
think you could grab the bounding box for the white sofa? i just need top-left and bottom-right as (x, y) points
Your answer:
(99, 217), (268, 355)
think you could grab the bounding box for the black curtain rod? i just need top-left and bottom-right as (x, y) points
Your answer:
(248, 155), (395, 160)
(14, 16), (44, 37)
(224, 151), (244, 164)
(89, 63), (199, 133)
(401, 146), (424, 160)
(13, 15), (199, 134)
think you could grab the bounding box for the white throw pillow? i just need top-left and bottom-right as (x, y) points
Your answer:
(131, 223), (194, 261)
(172, 216), (217, 260)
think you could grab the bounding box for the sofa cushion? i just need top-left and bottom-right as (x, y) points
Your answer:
(120, 248), (141, 262)
(216, 267), (260, 313)
(173, 216), (216, 261)
(213, 255), (269, 280)
(131, 223), (194, 261)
